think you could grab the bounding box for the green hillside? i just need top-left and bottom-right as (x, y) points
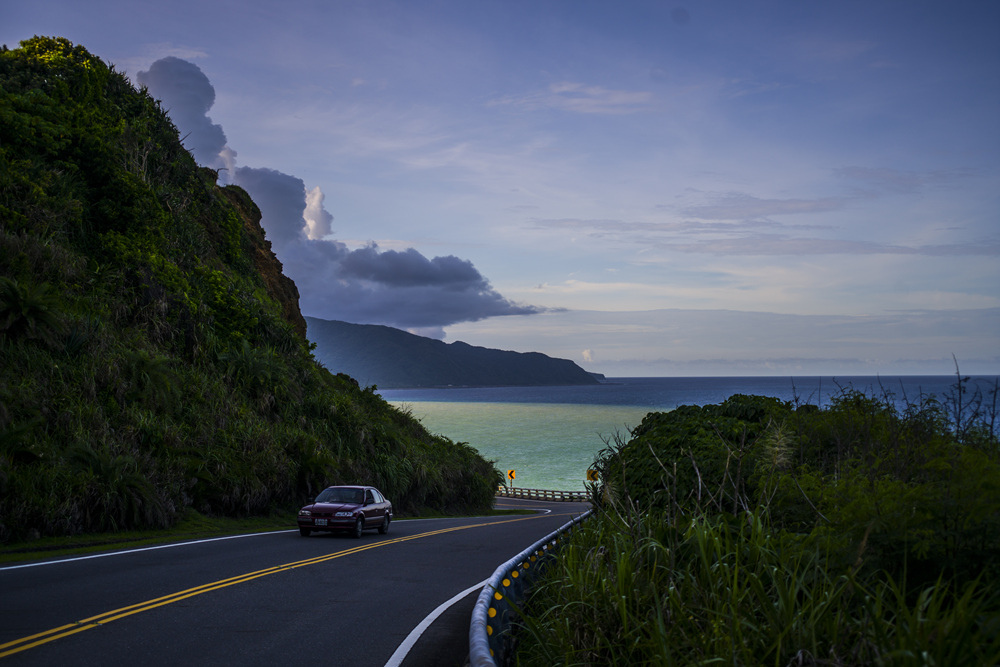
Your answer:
(0, 37), (501, 543)
(307, 316), (601, 388)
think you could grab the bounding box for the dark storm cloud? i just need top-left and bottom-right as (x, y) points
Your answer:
(276, 239), (542, 332)
(233, 166), (308, 247)
(229, 169), (543, 331)
(136, 57), (230, 169)
(138, 57), (544, 333)
(339, 246), (484, 287)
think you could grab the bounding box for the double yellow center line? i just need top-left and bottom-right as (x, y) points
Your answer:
(0, 514), (549, 659)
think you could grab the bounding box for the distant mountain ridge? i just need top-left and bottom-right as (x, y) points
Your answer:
(306, 317), (601, 388)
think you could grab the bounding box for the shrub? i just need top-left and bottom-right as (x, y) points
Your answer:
(520, 383), (1000, 665)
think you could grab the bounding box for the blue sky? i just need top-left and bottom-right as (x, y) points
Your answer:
(5, 1), (998, 375)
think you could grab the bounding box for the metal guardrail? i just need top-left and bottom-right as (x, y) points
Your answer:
(469, 509), (593, 666)
(496, 486), (589, 502)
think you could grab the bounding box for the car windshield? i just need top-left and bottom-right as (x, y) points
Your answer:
(315, 487), (364, 504)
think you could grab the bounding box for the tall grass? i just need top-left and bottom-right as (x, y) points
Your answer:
(511, 381), (1000, 666)
(514, 510), (999, 666)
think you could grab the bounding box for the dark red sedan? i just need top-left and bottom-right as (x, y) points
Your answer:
(297, 485), (392, 538)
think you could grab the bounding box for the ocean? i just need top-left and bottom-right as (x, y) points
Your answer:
(379, 376), (999, 492)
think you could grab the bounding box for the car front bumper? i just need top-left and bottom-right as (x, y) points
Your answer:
(298, 517), (357, 531)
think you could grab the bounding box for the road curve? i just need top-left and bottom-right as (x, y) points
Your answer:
(0, 498), (588, 666)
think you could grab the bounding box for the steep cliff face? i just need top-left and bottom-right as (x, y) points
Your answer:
(218, 182), (307, 339)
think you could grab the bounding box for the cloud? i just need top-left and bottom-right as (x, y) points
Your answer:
(140, 43), (210, 62)
(340, 245), (483, 287)
(652, 236), (995, 257)
(446, 308), (1000, 376)
(532, 217), (823, 236)
(232, 166), (308, 247)
(532, 189), (1000, 257)
(304, 187), (334, 240)
(228, 166), (545, 332)
(276, 238), (543, 332)
(139, 57), (544, 333)
(490, 82), (653, 115)
(136, 57), (230, 170)
(552, 221), (1000, 257)
(792, 37), (877, 65)
(680, 193), (845, 220)
(834, 166), (973, 195)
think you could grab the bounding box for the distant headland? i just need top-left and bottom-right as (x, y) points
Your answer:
(306, 316), (601, 388)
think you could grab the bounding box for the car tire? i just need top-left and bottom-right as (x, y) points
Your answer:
(299, 528), (311, 537)
(378, 515), (390, 535)
(352, 517), (364, 538)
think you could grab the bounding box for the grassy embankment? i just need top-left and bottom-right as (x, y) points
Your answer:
(0, 37), (503, 547)
(512, 378), (1000, 665)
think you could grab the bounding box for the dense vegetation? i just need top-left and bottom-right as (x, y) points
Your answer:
(306, 316), (601, 388)
(0, 37), (501, 543)
(513, 380), (1000, 665)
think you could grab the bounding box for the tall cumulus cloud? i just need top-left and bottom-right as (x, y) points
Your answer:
(137, 57), (543, 337)
(136, 57), (235, 174)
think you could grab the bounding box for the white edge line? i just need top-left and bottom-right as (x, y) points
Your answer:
(0, 530), (298, 571)
(384, 578), (489, 667)
(0, 515), (513, 572)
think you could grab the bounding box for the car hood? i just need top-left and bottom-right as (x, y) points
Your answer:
(303, 502), (360, 512)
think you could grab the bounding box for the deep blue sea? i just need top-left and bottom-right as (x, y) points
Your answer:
(379, 376), (999, 492)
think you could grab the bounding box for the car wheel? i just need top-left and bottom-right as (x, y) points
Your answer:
(352, 517), (364, 538)
(299, 528), (311, 537)
(378, 515), (390, 535)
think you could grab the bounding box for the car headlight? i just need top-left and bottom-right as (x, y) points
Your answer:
(298, 510), (311, 516)
(335, 511), (353, 517)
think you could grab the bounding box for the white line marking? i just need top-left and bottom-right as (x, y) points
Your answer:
(0, 512), (553, 572)
(0, 530), (297, 571)
(384, 579), (488, 667)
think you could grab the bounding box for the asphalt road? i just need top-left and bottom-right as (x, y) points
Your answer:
(0, 498), (589, 666)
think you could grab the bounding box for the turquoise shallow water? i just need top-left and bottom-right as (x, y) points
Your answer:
(384, 375), (999, 492)
(392, 401), (650, 492)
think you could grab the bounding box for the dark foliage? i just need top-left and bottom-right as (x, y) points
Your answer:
(590, 385), (1000, 591)
(513, 385), (1000, 664)
(0, 37), (502, 542)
